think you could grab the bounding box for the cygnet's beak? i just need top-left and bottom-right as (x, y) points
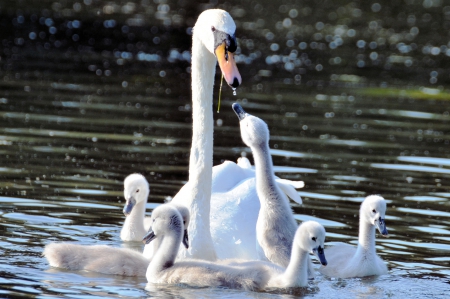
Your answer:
(376, 217), (389, 237)
(123, 197), (136, 216)
(314, 246), (328, 266)
(142, 228), (156, 244)
(182, 229), (189, 249)
(232, 103), (248, 121)
(215, 42), (242, 88)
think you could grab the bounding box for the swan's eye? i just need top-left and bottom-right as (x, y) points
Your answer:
(224, 47), (229, 61)
(312, 237), (317, 242)
(228, 34), (237, 52)
(372, 209), (376, 213)
(211, 26), (216, 32)
(136, 189), (140, 193)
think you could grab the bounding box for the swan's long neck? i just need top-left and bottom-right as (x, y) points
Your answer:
(356, 217), (377, 257)
(121, 200), (146, 240)
(251, 142), (279, 207)
(280, 244), (309, 287)
(184, 33), (217, 260)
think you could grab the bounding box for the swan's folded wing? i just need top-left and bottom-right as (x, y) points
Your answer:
(275, 178), (304, 204)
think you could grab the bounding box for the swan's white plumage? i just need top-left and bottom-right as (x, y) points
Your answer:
(319, 195), (389, 278)
(169, 9), (303, 261)
(209, 158), (304, 259)
(146, 204), (327, 290)
(169, 9), (228, 261)
(236, 156), (304, 204)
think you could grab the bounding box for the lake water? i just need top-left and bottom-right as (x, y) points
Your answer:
(1, 0), (449, 298)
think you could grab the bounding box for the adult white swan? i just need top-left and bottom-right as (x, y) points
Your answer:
(144, 204), (328, 291)
(170, 8), (303, 261)
(318, 195), (389, 278)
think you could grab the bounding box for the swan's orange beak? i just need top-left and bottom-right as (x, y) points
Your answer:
(215, 42), (242, 88)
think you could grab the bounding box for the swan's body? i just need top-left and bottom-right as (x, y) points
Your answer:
(236, 156), (305, 203)
(120, 173), (152, 241)
(319, 195), (389, 278)
(174, 157), (304, 260)
(145, 204), (327, 291)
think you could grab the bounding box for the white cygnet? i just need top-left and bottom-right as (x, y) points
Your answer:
(319, 195), (389, 278)
(120, 173), (152, 241)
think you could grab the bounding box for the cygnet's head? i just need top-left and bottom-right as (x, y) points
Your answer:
(167, 203), (190, 249)
(194, 9), (241, 88)
(123, 173), (149, 216)
(142, 205), (184, 246)
(232, 103), (269, 148)
(296, 221), (327, 266)
(360, 195), (388, 236)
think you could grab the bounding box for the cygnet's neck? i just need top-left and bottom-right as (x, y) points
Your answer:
(250, 141), (279, 207)
(355, 216), (377, 257)
(183, 31), (217, 260)
(147, 228), (181, 278)
(122, 200), (146, 239)
(279, 244), (310, 287)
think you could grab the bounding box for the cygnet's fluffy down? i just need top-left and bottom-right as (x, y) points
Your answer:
(232, 103), (314, 277)
(44, 203), (190, 276)
(44, 243), (149, 276)
(319, 195), (389, 278)
(145, 204), (327, 291)
(43, 174), (191, 276)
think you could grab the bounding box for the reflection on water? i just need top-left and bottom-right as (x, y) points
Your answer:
(1, 0), (450, 298)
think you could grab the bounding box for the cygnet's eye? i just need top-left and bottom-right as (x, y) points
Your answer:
(211, 26), (216, 32)
(136, 189), (140, 193)
(372, 209), (376, 213)
(312, 237), (317, 242)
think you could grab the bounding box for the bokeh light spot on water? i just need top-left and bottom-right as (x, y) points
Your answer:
(371, 3), (382, 12)
(270, 43), (279, 51)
